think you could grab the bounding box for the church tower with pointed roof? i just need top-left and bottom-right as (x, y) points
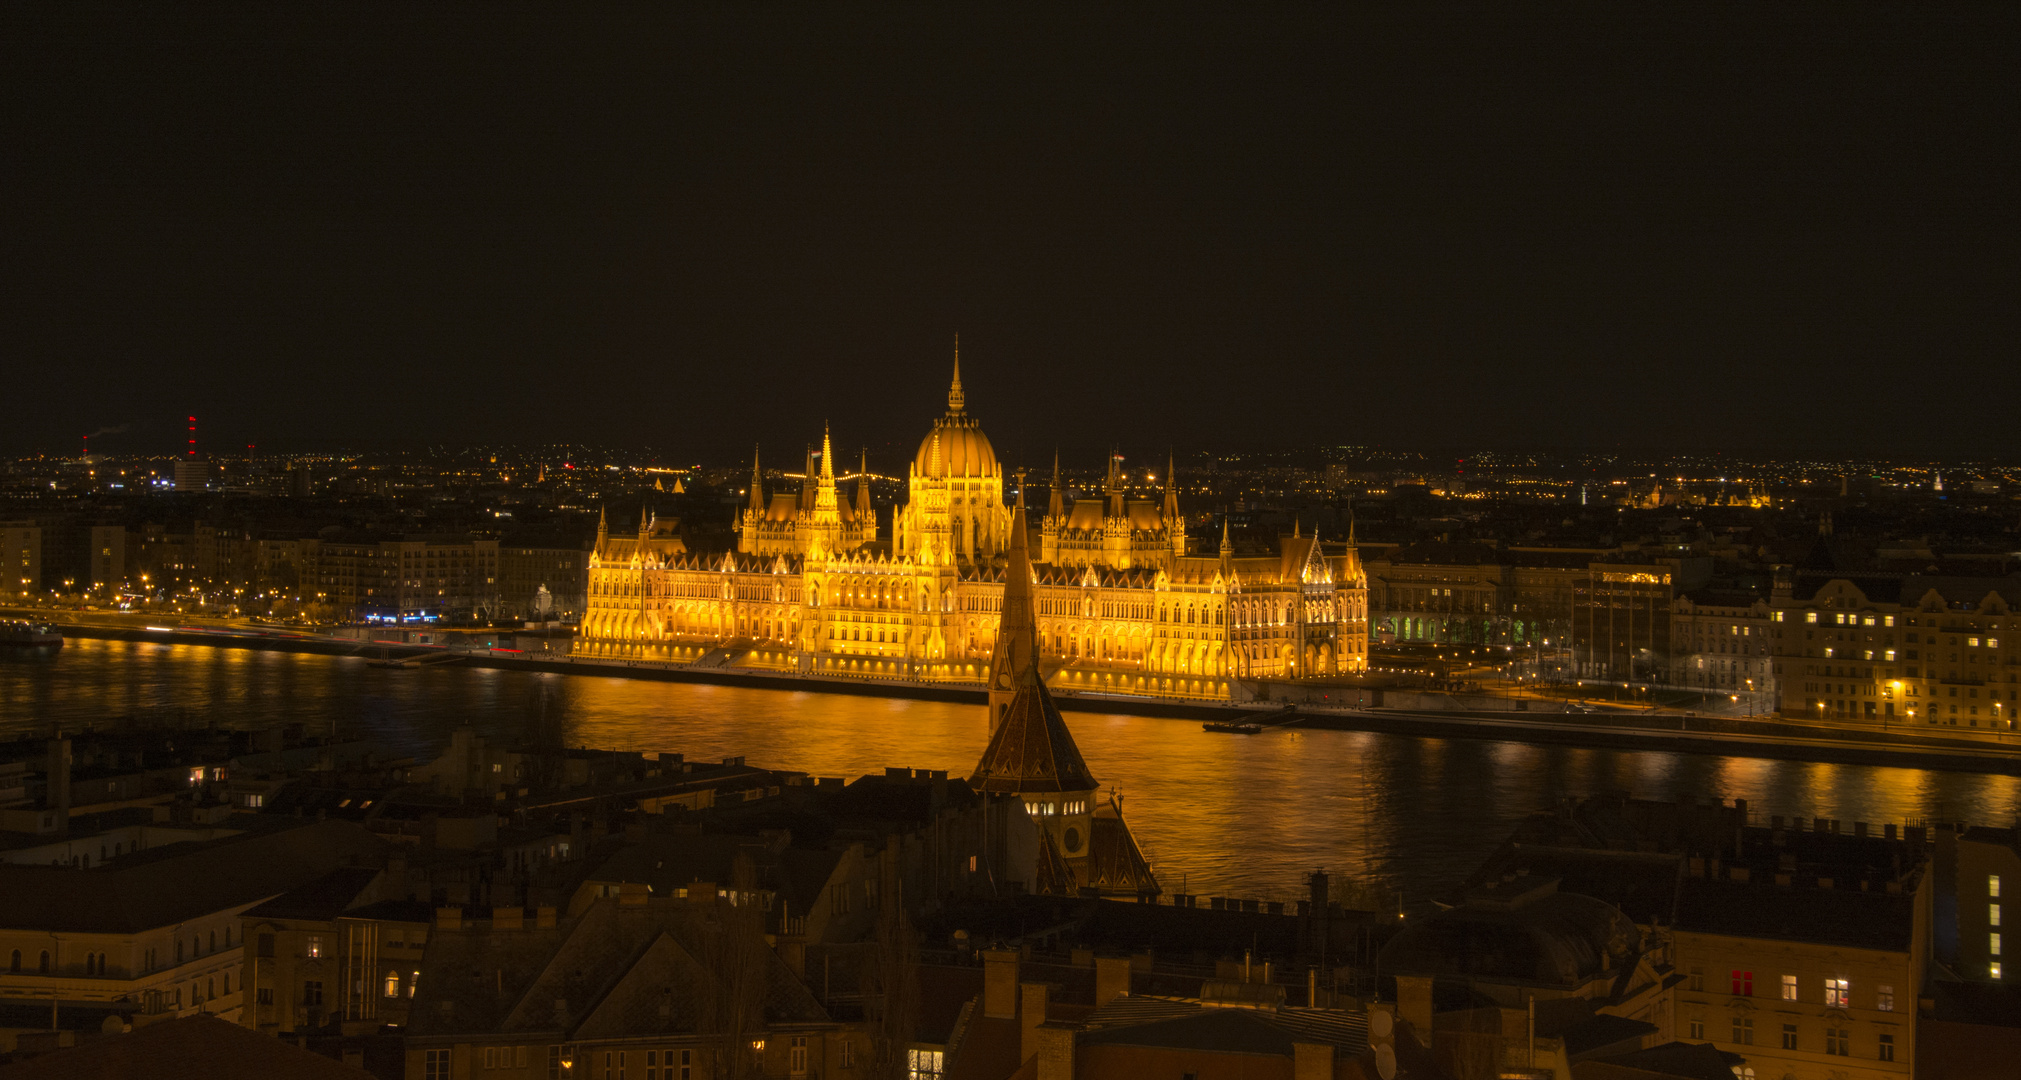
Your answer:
(972, 496), (1160, 895)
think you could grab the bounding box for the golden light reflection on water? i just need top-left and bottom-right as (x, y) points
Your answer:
(5, 638), (2019, 899)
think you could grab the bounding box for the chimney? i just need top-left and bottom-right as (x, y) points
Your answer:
(45, 737), (71, 835)
(1094, 955), (1131, 1007)
(1293, 1042), (1334, 1080)
(1394, 973), (1434, 1035)
(1034, 1024), (1075, 1080)
(982, 948), (1019, 1019)
(1020, 982), (1052, 1066)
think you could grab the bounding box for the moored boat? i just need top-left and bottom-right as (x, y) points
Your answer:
(0, 620), (63, 648)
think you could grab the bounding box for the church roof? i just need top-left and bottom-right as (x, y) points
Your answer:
(1082, 795), (1159, 895)
(1034, 826), (1077, 897)
(969, 677), (1099, 795)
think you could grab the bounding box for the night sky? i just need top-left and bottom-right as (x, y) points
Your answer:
(4, 4), (2017, 462)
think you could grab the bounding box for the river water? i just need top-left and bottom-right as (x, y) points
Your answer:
(5, 638), (2018, 902)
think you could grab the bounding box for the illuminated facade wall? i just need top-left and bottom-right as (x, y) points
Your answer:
(579, 365), (1369, 699)
(1670, 593), (1775, 701)
(1771, 576), (2021, 729)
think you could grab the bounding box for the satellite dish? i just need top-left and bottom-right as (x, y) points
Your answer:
(1374, 1044), (1397, 1080)
(1369, 1009), (1393, 1038)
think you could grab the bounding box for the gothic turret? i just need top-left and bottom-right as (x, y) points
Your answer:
(1163, 450), (1184, 559)
(854, 448), (873, 524)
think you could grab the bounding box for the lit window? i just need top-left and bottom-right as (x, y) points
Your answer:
(1806, 612), (1817, 624)
(1994, 875), (2004, 898)
(1730, 970), (1753, 996)
(1995, 903), (2004, 927)
(908, 1049), (944, 1079)
(1994, 933), (2003, 957)
(1825, 977), (1849, 1008)
(1995, 961), (2004, 980)
(1780, 974), (1798, 1000)
(305, 936), (322, 959)
(384, 971), (400, 998)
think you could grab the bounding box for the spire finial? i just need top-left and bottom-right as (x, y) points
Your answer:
(821, 423), (834, 479)
(948, 334), (966, 413)
(1220, 516), (1231, 551)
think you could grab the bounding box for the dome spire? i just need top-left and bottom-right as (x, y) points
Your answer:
(948, 333), (965, 414)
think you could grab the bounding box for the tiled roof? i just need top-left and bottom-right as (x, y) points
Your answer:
(969, 678), (1098, 795)
(1674, 878), (1914, 951)
(409, 897), (830, 1040)
(0, 1014), (374, 1080)
(242, 866), (383, 922)
(0, 820), (385, 933)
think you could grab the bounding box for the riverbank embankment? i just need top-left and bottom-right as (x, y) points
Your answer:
(38, 619), (2021, 776)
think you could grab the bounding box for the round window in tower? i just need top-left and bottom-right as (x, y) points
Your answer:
(1064, 827), (1083, 854)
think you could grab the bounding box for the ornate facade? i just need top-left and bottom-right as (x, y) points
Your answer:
(580, 357), (1371, 700)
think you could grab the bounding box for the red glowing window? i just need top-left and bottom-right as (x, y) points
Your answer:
(1731, 970), (1753, 996)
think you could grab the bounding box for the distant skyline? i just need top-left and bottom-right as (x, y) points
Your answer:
(4, 5), (2017, 458)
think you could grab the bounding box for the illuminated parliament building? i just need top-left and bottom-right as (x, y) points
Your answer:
(580, 356), (1370, 701)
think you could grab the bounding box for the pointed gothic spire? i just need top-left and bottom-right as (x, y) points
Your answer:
(948, 334), (965, 414)
(986, 497), (1041, 722)
(1162, 448), (1180, 519)
(820, 424), (835, 479)
(1220, 516), (1232, 552)
(747, 445), (765, 513)
(1293, 518), (1300, 539)
(855, 448), (873, 519)
(1048, 448), (1065, 522)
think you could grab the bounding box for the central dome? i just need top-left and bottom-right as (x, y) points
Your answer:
(914, 345), (999, 478)
(917, 417), (998, 479)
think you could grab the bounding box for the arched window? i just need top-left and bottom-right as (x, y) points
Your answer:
(38, 951), (50, 974)
(209, 930), (216, 953)
(9, 950), (19, 973)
